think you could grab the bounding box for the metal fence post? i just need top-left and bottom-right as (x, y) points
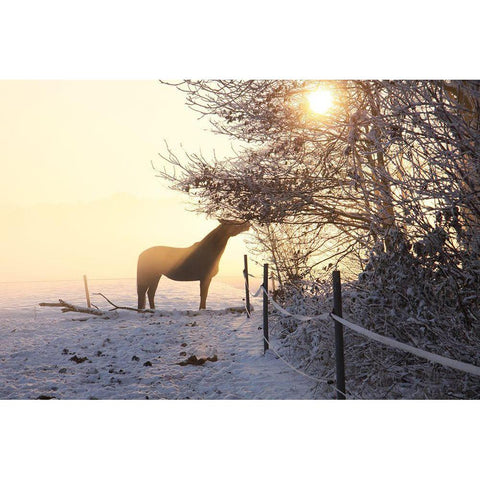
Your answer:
(263, 263), (269, 354)
(333, 270), (346, 399)
(244, 254), (251, 317)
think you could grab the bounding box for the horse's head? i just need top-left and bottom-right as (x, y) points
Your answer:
(219, 219), (251, 237)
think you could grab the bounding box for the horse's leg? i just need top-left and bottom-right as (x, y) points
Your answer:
(199, 277), (212, 310)
(137, 282), (148, 310)
(147, 275), (161, 309)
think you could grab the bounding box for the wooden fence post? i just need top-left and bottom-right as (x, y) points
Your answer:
(263, 263), (269, 354)
(244, 254), (251, 318)
(83, 274), (91, 309)
(333, 270), (346, 399)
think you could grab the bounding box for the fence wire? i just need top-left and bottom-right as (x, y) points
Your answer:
(251, 279), (480, 379)
(243, 272), (358, 398)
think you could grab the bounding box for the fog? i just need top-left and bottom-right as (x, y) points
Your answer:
(0, 81), (254, 285)
(0, 193), (251, 283)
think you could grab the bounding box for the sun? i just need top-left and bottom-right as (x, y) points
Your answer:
(307, 87), (333, 114)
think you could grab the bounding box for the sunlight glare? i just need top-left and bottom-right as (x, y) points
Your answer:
(308, 87), (333, 114)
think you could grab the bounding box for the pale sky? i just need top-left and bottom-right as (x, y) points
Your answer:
(0, 81), (256, 283)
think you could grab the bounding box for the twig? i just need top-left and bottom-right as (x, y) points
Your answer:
(92, 293), (153, 313)
(39, 299), (106, 316)
(40, 293), (153, 317)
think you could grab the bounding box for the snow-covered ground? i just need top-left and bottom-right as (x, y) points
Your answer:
(0, 278), (318, 399)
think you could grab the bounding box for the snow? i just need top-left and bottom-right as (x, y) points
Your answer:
(0, 279), (317, 399)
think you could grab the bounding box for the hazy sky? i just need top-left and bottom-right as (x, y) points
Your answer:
(0, 81), (255, 283)
(0, 81), (233, 205)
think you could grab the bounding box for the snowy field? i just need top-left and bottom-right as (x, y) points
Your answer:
(0, 278), (318, 399)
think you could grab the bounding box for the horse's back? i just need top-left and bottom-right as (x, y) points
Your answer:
(137, 243), (218, 282)
(138, 245), (185, 273)
(137, 245), (201, 280)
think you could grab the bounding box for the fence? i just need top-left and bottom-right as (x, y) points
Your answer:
(243, 256), (480, 399)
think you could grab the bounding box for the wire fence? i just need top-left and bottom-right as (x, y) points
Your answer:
(243, 266), (355, 398)
(242, 258), (480, 399)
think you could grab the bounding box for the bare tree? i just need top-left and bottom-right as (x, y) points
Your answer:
(157, 80), (480, 324)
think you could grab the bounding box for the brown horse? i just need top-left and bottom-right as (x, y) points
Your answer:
(137, 220), (250, 310)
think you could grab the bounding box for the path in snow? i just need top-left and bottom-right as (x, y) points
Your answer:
(0, 307), (320, 399)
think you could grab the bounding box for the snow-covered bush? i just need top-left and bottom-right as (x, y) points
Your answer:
(269, 246), (480, 399)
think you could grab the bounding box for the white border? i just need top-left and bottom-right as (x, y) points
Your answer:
(1, 1), (478, 477)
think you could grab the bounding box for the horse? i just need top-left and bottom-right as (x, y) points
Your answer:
(137, 219), (250, 310)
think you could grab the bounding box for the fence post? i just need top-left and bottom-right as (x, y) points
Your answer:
(263, 263), (269, 354)
(83, 274), (91, 309)
(244, 254), (251, 318)
(333, 270), (346, 399)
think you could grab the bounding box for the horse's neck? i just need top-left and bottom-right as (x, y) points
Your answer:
(196, 226), (228, 254)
